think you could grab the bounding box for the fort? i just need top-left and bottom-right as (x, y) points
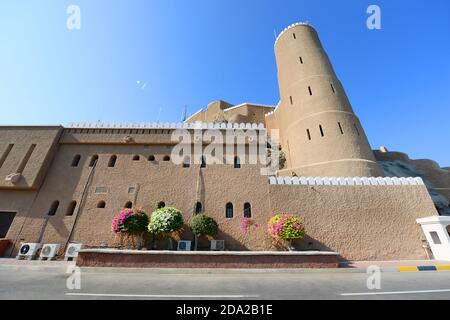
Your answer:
(0, 22), (449, 262)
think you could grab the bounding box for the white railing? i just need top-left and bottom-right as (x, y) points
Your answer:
(269, 176), (425, 186)
(67, 122), (266, 130)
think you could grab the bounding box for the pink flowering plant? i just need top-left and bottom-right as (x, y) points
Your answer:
(267, 214), (305, 251)
(241, 217), (259, 237)
(240, 217), (259, 247)
(112, 208), (149, 236)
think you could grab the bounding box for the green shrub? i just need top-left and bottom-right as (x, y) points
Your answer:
(148, 207), (184, 235)
(189, 214), (218, 237)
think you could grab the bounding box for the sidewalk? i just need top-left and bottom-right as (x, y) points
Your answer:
(1, 257), (449, 273)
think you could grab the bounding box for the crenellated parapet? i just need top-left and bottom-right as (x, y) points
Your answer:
(67, 122), (266, 130)
(269, 176), (424, 186)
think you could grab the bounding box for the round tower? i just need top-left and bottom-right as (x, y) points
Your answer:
(274, 23), (383, 177)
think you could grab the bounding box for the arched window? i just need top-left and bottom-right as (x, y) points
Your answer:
(108, 155), (117, 167)
(157, 201), (165, 209)
(124, 201), (132, 209)
(71, 155), (81, 167)
(234, 156), (241, 169)
(200, 156), (206, 168)
(226, 203), (233, 218)
(195, 202), (202, 214)
(89, 155), (99, 167)
(163, 155), (170, 161)
(183, 157), (190, 168)
(66, 201), (77, 216)
(132, 155), (140, 161)
(243, 203), (251, 218)
(148, 155), (155, 161)
(97, 201), (106, 208)
(48, 201), (60, 216)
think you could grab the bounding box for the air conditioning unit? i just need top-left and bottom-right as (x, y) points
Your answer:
(210, 240), (225, 251)
(64, 243), (82, 261)
(16, 243), (42, 260)
(177, 240), (191, 251)
(39, 244), (60, 260)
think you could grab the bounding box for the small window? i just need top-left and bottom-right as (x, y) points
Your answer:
(244, 203), (251, 218)
(430, 231), (441, 245)
(195, 202), (202, 214)
(234, 156), (241, 169)
(132, 155), (140, 161)
(148, 155), (155, 161)
(89, 155), (99, 167)
(124, 201), (132, 209)
(338, 122), (344, 134)
(200, 156), (206, 168)
(183, 157), (190, 168)
(319, 125), (324, 137)
(66, 201), (77, 216)
(331, 83), (335, 93)
(293, 33), (296, 39)
(108, 155), (117, 167)
(97, 201), (106, 208)
(48, 201), (60, 216)
(308, 86), (312, 96)
(289, 96), (293, 105)
(354, 123), (360, 136)
(163, 155), (170, 161)
(299, 56), (303, 64)
(226, 203), (233, 218)
(306, 129), (311, 141)
(71, 155), (81, 167)
(157, 201), (165, 209)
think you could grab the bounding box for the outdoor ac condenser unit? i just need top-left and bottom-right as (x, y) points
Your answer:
(210, 240), (225, 251)
(177, 240), (191, 251)
(65, 243), (82, 261)
(39, 244), (60, 260)
(16, 243), (42, 260)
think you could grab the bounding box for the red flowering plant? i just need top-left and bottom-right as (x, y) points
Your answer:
(112, 208), (149, 249)
(267, 214), (305, 251)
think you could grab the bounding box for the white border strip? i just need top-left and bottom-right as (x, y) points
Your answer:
(269, 176), (425, 186)
(67, 122), (266, 130)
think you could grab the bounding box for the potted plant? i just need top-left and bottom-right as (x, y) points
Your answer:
(111, 208), (149, 249)
(189, 214), (218, 250)
(267, 214), (305, 251)
(148, 207), (184, 250)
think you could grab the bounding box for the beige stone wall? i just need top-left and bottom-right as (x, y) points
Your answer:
(0, 126), (62, 190)
(0, 131), (438, 261)
(267, 184), (436, 261)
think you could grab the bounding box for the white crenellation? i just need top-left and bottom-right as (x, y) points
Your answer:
(269, 176), (425, 186)
(67, 122), (266, 131)
(274, 22), (313, 47)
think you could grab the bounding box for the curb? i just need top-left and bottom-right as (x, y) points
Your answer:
(398, 265), (450, 272)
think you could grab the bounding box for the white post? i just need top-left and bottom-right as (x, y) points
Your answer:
(416, 216), (450, 261)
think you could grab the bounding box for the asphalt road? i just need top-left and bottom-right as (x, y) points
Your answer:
(1, 263), (450, 300)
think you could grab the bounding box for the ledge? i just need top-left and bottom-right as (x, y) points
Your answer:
(76, 249), (339, 269)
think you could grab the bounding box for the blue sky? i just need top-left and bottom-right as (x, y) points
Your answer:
(0, 0), (449, 166)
